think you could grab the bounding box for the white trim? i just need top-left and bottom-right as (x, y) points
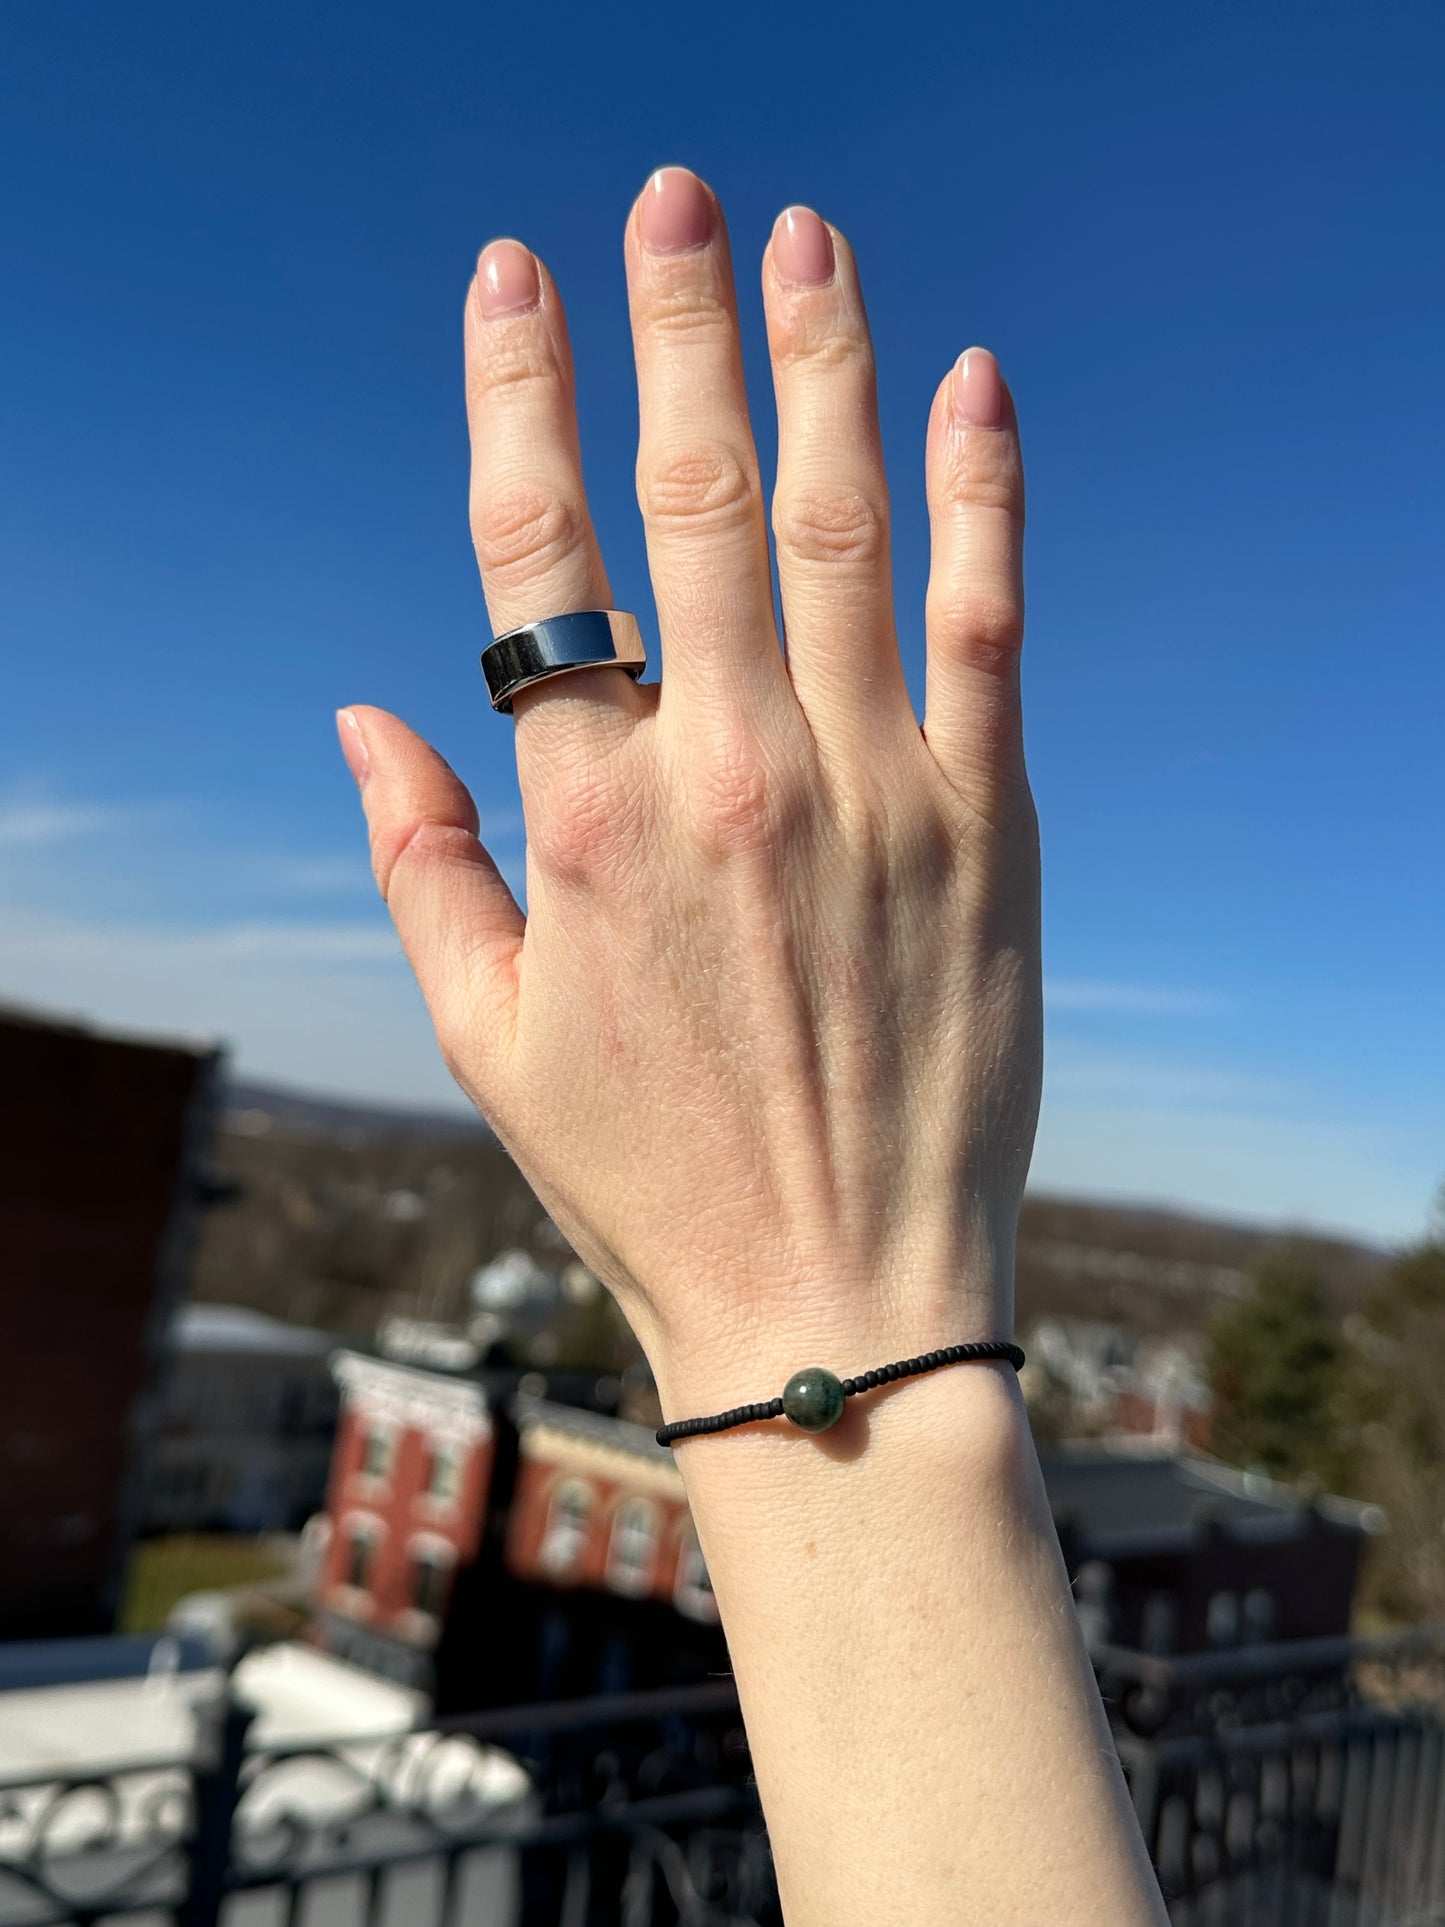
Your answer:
(340, 1508), (388, 1539)
(407, 1531), (459, 1564)
(332, 1350), (493, 1448)
(519, 1419), (685, 1499)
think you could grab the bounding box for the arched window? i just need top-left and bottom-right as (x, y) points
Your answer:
(425, 1440), (464, 1503)
(409, 1540), (456, 1617)
(342, 1517), (383, 1591)
(540, 1479), (594, 1576)
(360, 1424), (396, 1482)
(606, 1498), (659, 1596)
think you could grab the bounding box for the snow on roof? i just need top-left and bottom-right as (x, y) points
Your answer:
(168, 1303), (333, 1358)
(0, 1643), (426, 1782)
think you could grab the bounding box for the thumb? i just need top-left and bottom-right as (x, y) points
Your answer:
(337, 705), (524, 1108)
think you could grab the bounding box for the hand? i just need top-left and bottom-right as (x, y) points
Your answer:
(338, 166), (1040, 1421)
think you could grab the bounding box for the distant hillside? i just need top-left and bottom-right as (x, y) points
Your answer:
(1014, 1194), (1385, 1334)
(196, 1079), (1388, 1343)
(226, 1079), (496, 1144)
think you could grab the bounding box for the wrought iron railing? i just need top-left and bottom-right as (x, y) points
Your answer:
(0, 1680), (776, 1927)
(4, 1635), (1445, 1926)
(1098, 1626), (1445, 1924)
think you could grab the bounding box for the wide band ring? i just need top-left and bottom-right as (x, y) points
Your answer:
(481, 611), (647, 714)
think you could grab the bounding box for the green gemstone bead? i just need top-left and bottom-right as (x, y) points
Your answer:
(782, 1367), (846, 1432)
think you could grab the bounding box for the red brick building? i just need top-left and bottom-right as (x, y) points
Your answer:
(313, 1349), (721, 1706)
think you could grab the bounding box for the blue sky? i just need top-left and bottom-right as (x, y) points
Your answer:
(2, 1), (1441, 1243)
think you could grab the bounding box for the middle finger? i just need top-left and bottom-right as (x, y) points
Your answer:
(625, 168), (788, 727)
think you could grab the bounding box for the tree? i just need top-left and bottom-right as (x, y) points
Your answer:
(1349, 1220), (1445, 1623)
(1207, 1247), (1352, 1491)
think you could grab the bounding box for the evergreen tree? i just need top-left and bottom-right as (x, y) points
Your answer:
(1351, 1215), (1445, 1622)
(1207, 1247), (1351, 1490)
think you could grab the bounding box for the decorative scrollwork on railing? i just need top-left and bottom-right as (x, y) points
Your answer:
(230, 1728), (532, 1872)
(619, 1822), (773, 1927)
(0, 1768), (193, 1920)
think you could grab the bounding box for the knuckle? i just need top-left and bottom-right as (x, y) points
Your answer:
(930, 586), (1025, 661)
(773, 482), (887, 570)
(638, 441), (759, 535)
(642, 284), (734, 345)
(773, 327), (873, 378)
(467, 326), (563, 402)
(526, 763), (634, 887)
(472, 483), (584, 591)
(954, 472), (1025, 522)
(684, 732), (805, 862)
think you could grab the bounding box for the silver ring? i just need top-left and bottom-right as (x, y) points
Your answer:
(481, 611), (647, 714)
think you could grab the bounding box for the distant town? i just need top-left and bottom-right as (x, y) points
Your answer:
(2, 999), (1442, 1927)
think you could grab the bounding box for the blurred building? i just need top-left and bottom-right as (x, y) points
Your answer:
(311, 1340), (722, 1709)
(1022, 1315), (1213, 1449)
(310, 1322), (1379, 1719)
(143, 1305), (337, 1533)
(1046, 1443), (1378, 1651)
(0, 1005), (222, 1638)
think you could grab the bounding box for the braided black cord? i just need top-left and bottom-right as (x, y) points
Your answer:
(655, 1340), (1024, 1447)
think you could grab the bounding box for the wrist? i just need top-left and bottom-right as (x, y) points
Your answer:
(644, 1274), (1017, 1439)
(667, 1360), (1046, 1601)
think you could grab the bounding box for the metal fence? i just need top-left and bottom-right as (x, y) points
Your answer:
(5, 1634), (1445, 1927)
(1099, 1627), (1445, 1924)
(0, 1682), (777, 1927)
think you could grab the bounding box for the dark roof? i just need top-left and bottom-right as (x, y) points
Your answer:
(1038, 1445), (1373, 1554)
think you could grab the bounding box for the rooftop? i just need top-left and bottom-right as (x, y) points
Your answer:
(168, 1303), (333, 1358)
(1038, 1443), (1380, 1551)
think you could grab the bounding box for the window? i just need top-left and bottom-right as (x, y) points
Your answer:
(606, 1498), (659, 1596)
(412, 1548), (451, 1617)
(673, 1531), (718, 1622)
(540, 1479), (594, 1576)
(345, 1528), (377, 1590)
(426, 1442), (463, 1503)
(361, 1426), (395, 1481)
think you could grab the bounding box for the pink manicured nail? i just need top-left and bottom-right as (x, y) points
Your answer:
(475, 239), (540, 318)
(336, 709), (370, 789)
(638, 167), (714, 255)
(953, 348), (1006, 428)
(772, 206), (835, 288)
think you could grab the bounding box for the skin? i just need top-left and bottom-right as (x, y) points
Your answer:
(338, 168), (1168, 1925)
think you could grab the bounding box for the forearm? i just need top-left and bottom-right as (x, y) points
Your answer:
(666, 1349), (1167, 1927)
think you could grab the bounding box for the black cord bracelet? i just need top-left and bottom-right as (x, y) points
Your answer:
(655, 1339), (1025, 1447)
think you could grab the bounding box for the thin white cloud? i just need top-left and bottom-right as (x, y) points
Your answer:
(1, 910), (404, 968)
(1044, 1049), (1292, 1112)
(1030, 1101), (1428, 1245)
(1045, 980), (1226, 1016)
(0, 800), (124, 847)
(0, 905), (465, 1113)
(273, 856), (377, 894)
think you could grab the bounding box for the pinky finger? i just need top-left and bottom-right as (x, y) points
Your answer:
(922, 349), (1028, 825)
(337, 705), (525, 1111)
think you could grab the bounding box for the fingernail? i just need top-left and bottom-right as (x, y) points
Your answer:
(475, 239), (540, 318)
(336, 709), (370, 789)
(953, 348), (1006, 428)
(638, 167), (714, 255)
(772, 206), (835, 288)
